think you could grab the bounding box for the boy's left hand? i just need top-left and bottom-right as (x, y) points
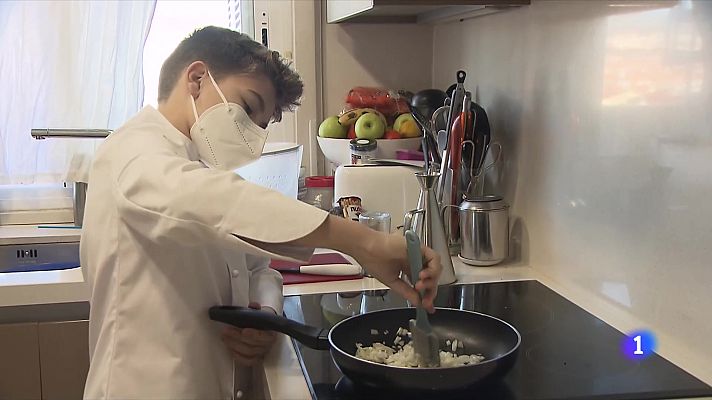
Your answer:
(221, 302), (277, 366)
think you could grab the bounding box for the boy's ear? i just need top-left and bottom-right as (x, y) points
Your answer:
(186, 61), (208, 99)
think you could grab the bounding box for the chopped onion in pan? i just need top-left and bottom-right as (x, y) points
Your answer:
(354, 327), (485, 368)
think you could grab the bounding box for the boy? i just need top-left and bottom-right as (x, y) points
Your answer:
(82, 26), (441, 400)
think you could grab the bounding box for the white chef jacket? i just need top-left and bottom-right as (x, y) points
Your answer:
(81, 106), (327, 400)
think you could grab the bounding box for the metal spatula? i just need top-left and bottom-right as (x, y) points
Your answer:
(405, 230), (441, 367)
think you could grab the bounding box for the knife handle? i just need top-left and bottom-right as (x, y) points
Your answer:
(298, 264), (362, 276)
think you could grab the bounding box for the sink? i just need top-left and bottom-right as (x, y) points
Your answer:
(0, 242), (79, 273)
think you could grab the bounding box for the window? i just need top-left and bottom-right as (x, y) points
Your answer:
(0, 1), (154, 225)
(0, 0), (254, 225)
(143, 0), (241, 107)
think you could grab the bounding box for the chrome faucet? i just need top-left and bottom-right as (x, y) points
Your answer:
(31, 129), (112, 139)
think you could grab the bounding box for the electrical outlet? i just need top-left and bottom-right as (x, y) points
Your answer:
(254, 2), (269, 47)
(16, 248), (38, 259)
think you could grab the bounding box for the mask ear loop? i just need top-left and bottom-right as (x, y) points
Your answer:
(189, 93), (200, 125)
(206, 71), (229, 107)
(189, 70), (228, 125)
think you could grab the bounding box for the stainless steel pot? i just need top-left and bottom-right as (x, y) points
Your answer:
(457, 196), (509, 266)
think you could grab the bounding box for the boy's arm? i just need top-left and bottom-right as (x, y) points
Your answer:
(284, 215), (442, 311)
(115, 151), (327, 261)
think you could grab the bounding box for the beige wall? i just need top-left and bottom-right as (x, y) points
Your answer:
(321, 22), (434, 118)
(433, 0), (712, 383)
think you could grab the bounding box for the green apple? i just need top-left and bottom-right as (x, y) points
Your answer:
(354, 113), (385, 140)
(393, 113), (416, 132)
(318, 116), (348, 138)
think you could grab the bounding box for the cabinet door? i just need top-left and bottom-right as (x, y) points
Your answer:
(0, 323), (42, 400)
(38, 320), (89, 400)
(327, 0), (373, 23)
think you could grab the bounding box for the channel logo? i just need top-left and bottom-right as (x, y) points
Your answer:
(621, 329), (657, 360)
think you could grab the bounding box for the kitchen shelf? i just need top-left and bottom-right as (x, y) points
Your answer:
(326, 0), (530, 24)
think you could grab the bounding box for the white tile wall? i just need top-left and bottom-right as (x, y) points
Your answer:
(433, 0), (712, 380)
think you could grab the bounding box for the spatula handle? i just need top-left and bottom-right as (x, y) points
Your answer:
(405, 230), (424, 297)
(405, 231), (432, 331)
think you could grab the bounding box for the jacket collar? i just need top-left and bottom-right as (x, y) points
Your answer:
(142, 106), (200, 161)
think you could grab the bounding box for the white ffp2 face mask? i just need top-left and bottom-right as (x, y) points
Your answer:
(189, 71), (268, 170)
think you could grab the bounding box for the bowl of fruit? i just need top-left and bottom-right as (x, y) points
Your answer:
(317, 108), (422, 166)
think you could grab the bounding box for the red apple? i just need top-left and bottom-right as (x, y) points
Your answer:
(347, 124), (357, 139)
(384, 130), (401, 139)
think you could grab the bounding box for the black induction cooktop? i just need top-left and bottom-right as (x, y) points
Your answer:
(282, 280), (712, 400)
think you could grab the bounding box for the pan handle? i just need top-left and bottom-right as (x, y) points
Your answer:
(209, 306), (330, 350)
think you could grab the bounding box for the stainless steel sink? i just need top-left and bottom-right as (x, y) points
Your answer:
(0, 242), (79, 273)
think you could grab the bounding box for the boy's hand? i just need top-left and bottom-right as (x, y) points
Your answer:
(221, 302), (277, 366)
(354, 233), (441, 313)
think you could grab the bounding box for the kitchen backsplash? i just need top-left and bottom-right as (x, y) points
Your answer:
(433, 0), (711, 380)
(321, 22), (433, 117)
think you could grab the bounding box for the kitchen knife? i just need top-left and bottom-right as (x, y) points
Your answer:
(276, 263), (362, 276)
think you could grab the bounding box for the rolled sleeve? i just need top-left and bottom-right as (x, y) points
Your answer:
(247, 254), (284, 315)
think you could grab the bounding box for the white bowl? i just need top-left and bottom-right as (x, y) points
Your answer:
(317, 136), (421, 166)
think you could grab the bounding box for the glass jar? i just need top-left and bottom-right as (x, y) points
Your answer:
(297, 166), (307, 202)
(359, 211), (391, 233)
(349, 138), (377, 165)
(304, 176), (335, 211)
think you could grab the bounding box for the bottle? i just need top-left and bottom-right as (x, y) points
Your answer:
(349, 138), (377, 165)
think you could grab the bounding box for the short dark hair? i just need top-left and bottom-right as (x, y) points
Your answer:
(158, 26), (302, 122)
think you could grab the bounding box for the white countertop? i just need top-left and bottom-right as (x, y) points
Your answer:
(0, 225), (81, 245)
(0, 267), (88, 308)
(0, 225), (87, 307)
(263, 257), (712, 400)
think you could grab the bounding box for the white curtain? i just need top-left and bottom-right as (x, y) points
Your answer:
(0, 0), (156, 185)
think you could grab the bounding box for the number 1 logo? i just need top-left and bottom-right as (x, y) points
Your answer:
(633, 335), (644, 355)
(622, 330), (656, 360)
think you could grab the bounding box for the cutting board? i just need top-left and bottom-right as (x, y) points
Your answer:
(270, 253), (363, 285)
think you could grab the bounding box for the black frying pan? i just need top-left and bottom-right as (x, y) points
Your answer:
(209, 305), (520, 391)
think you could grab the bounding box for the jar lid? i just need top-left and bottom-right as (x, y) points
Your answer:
(305, 176), (335, 188)
(460, 195), (509, 211)
(349, 138), (377, 151)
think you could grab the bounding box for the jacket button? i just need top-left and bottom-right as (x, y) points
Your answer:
(236, 390), (244, 398)
(231, 269), (240, 278)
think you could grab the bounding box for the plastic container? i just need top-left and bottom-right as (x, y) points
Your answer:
(396, 149), (424, 161)
(304, 176), (335, 210)
(349, 138), (377, 165)
(235, 142), (302, 199)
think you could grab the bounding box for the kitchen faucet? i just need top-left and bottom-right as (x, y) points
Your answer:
(31, 128), (112, 227)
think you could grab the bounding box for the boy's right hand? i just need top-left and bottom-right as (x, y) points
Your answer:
(353, 232), (441, 313)
(285, 215), (443, 312)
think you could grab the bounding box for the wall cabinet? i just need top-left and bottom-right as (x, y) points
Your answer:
(326, 0), (530, 24)
(0, 320), (89, 400)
